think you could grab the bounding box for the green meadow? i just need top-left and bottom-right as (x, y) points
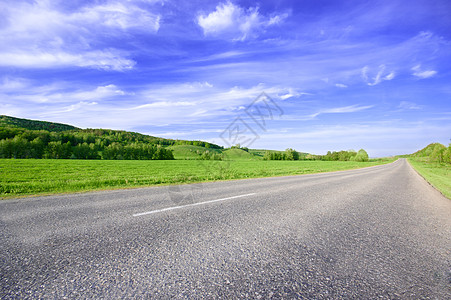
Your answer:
(0, 159), (393, 198)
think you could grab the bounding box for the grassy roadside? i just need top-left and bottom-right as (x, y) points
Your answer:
(408, 158), (451, 199)
(0, 159), (394, 199)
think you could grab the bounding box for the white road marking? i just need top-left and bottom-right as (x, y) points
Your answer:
(133, 193), (257, 217)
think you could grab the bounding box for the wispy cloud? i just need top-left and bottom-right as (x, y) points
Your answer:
(309, 105), (374, 119)
(0, 51), (135, 71)
(0, 81), (129, 105)
(411, 65), (437, 79)
(335, 83), (348, 88)
(361, 65), (396, 86)
(2, 79), (298, 129)
(0, 0), (160, 70)
(197, 1), (287, 41)
(398, 101), (422, 110)
(74, 2), (160, 31)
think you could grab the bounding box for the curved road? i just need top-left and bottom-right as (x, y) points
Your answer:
(1, 159), (450, 298)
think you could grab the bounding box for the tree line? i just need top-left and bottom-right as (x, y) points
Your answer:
(263, 148), (369, 162)
(0, 136), (174, 160)
(0, 128), (176, 160)
(263, 148), (300, 160)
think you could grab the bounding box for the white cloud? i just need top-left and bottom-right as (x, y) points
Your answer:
(335, 83), (348, 88)
(268, 13), (289, 25)
(0, 51), (135, 71)
(1, 82), (129, 105)
(309, 105), (373, 119)
(0, 77), (30, 91)
(384, 72), (395, 80)
(197, 1), (287, 40)
(411, 65), (437, 79)
(278, 88), (311, 100)
(73, 85), (129, 100)
(0, 1), (160, 70)
(279, 93), (294, 100)
(398, 101), (422, 110)
(59, 101), (99, 113)
(132, 101), (196, 109)
(3, 80), (298, 130)
(73, 2), (160, 31)
(361, 65), (395, 86)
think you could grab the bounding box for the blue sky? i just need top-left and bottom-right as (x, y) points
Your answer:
(1, 0), (450, 157)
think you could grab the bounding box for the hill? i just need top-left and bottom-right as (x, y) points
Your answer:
(0, 115), (79, 132)
(411, 143), (446, 158)
(0, 115), (222, 160)
(223, 148), (258, 160)
(168, 145), (222, 160)
(408, 142), (451, 164)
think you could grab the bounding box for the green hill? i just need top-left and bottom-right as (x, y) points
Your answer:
(248, 149), (268, 158)
(411, 143), (446, 158)
(223, 148), (258, 160)
(168, 145), (222, 160)
(0, 115), (222, 160)
(0, 115), (79, 132)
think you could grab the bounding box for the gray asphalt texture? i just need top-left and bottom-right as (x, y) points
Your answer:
(1, 159), (450, 299)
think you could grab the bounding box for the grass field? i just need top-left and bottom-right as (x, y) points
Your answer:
(0, 159), (394, 198)
(408, 158), (451, 199)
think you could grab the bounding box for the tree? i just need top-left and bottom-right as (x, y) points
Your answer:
(44, 141), (71, 159)
(263, 151), (272, 160)
(430, 144), (445, 163)
(353, 149), (369, 162)
(284, 148), (299, 160)
(11, 136), (31, 158)
(443, 144), (451, 164)
(0, 138), (13, 158)
(30, 137), (45, 158)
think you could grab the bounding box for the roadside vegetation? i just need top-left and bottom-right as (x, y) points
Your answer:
(407, 143), (451, 199)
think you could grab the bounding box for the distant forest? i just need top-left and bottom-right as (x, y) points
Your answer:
(262, 148), (370, 162)
(0, 115), (222, 160)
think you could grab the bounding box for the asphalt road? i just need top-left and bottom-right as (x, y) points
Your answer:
(1, 159), (450, 298)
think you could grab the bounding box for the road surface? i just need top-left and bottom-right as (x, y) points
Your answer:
(1, 159), (450, 298)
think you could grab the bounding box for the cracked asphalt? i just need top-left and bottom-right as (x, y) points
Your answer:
(1, 158), (450, 298)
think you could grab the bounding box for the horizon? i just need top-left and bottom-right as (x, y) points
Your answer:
(1, 0), (450, 157)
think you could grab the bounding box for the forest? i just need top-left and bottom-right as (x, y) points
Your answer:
(262, 148), (370, 162)
(0, 116), (221, 160)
